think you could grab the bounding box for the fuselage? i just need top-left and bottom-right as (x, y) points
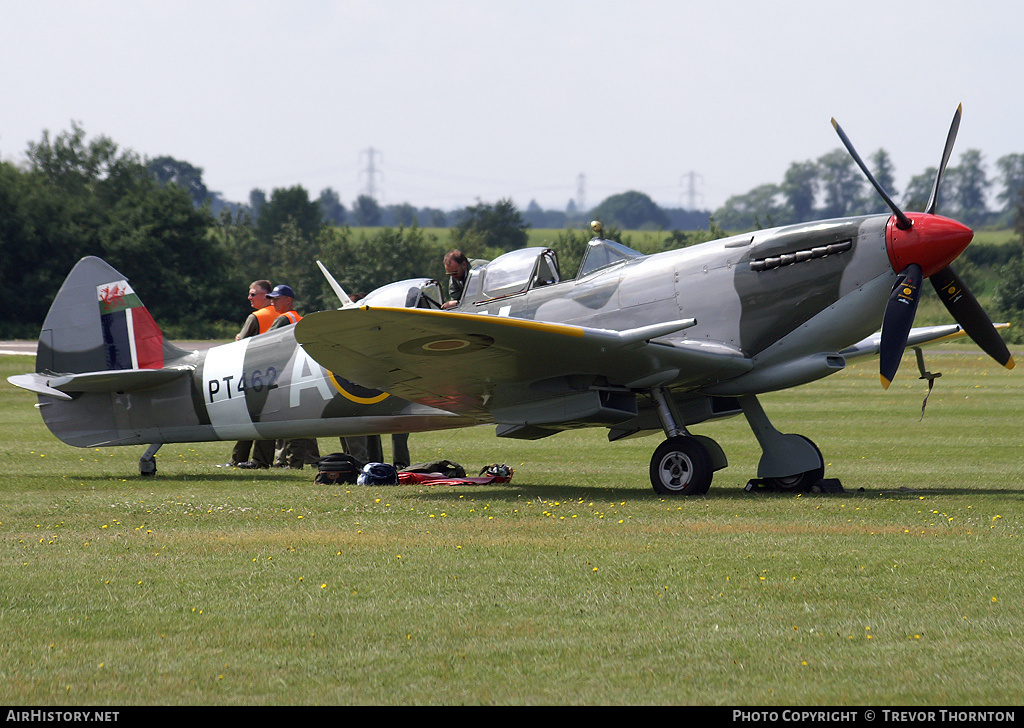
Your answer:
(39, 325), (476, 448)
(454, 214), (898, 396)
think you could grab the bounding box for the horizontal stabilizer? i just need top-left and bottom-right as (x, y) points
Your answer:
(8, 366), (193, 399)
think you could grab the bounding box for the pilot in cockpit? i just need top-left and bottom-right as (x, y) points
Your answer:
(441, 249), (470, 309)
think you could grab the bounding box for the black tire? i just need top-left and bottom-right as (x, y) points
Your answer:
(649, 436), (713, 496)
(763, 436), (823, 492)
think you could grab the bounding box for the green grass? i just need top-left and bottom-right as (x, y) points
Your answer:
(973, 229), (1017, 246)
(2, 351), (1023, 705)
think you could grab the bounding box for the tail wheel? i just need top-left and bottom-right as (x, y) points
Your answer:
(650, 436), (713, 496)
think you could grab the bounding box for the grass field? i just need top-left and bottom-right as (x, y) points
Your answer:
(973, 228), (1018, 247)
(2, 350), (1023, 706)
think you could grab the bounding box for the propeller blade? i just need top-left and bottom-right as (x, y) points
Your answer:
(930, 265), (1015, 369)
(880, 264), (923, 388)
(924, 104), (962, 215)
(835, 106), (1012, 385)
(832, 117), (913, 230)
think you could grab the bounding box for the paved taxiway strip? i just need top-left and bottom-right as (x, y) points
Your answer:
(0, 341), (221, 357)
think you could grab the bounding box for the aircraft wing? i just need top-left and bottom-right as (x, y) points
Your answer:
(839, 323), (1008, 360)
(296, 306), (752, 417)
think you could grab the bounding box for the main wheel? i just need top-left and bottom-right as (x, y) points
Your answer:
(649, 436), (713, 496)
(762, 436), (823, 492)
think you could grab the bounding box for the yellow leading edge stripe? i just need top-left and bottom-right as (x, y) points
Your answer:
(362, 305), (587, 337)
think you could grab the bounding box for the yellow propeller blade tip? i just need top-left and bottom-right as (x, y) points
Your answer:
(880, 375), (891, 390)
(1006, 356), (1016, 370)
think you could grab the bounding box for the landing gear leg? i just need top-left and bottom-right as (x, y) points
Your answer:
(647, 387), (724, 496)
(139, 443), (162, 477)
(739, 395), (825, 492)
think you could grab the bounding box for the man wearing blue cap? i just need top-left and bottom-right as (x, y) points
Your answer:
(266, 284), (319, 468)
(267, 284), (301, 329)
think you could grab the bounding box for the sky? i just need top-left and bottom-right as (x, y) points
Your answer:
(3, 0), (1023, 214)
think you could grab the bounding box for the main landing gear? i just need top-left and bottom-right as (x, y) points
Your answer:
(650, 435), (715, 495)
(738, 395), (826, 492)
(646, 389), (829, 496)
(647, 388), (726, 496)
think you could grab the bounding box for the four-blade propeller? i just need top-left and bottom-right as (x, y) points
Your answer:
(832, 105), (1015, 388)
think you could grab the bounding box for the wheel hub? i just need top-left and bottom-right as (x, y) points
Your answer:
(660, 453), (692, 488)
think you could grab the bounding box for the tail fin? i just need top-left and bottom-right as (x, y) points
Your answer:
(36, 256), (190, 375)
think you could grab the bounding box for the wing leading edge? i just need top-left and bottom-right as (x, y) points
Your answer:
(295, 306), (752, 417)
(839, 323), (1009, 360)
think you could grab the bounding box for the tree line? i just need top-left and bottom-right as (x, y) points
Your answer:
(713, 147), (1024, 231)
(4, 123), (1024, 342)
(1, 124), (724, 339)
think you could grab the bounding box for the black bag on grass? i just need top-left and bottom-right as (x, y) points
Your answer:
(314, 453), (362, 485)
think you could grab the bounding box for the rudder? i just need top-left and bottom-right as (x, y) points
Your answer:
(36, 256), (189, 375)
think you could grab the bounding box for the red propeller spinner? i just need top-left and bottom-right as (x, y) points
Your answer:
(885, 212), (973, 279)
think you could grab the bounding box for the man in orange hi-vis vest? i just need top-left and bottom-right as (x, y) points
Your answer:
(267, 285), (301, 329)
(224, 280), (276, 469)
(235, 279), (278, 340)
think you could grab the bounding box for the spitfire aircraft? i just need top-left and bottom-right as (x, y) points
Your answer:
(9, 107), (1015, 494)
